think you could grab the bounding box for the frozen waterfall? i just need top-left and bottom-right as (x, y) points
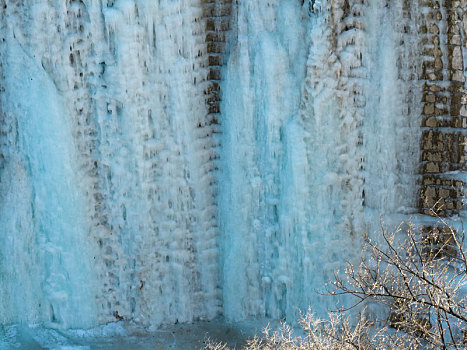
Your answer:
(0, 0), (466, 334)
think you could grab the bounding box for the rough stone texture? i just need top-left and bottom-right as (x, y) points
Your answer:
(418, 0), (467, 219)
(203, 1), (232, 122)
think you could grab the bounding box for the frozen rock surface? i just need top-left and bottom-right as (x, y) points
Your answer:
(0, 0), (466, 340)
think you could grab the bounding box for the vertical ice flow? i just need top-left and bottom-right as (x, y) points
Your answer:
(220, 0), (427, 321)
(0, 0), (465, 330)
(0, 0), (220, 328)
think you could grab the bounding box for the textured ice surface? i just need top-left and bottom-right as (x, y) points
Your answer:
(0, 0), (462, 336)
(219, 0), (424, 322)
(0, 320), (256, 349)
(1, 0), (219, 329)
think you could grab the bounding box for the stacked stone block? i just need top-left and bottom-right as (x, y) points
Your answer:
(416, 0), (467, 263)
(202, 0), (232, 127)
(418, 0), (466, 219)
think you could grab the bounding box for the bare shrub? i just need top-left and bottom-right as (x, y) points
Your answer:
(204, 218), (467, 349)
(331, 218), (467, 349)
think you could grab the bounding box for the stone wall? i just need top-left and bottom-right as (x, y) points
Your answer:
(419, 0), (466, 219)
(203, 0), (232, 123)
(418, 0), (467, 256)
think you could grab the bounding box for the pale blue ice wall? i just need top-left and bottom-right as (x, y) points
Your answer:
(0, 39), (98, 329)
(0, 0), (220, 329)
(219, 0), (423, 322)
(219, 1), (310, 321)
(0, 0), (429, 329)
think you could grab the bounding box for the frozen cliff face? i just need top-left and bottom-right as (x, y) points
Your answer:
(0, 0), (220, 329)
(219, 0), (427, 322)
(0, 0), (466, 331)
(221, 0), (467, 322)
